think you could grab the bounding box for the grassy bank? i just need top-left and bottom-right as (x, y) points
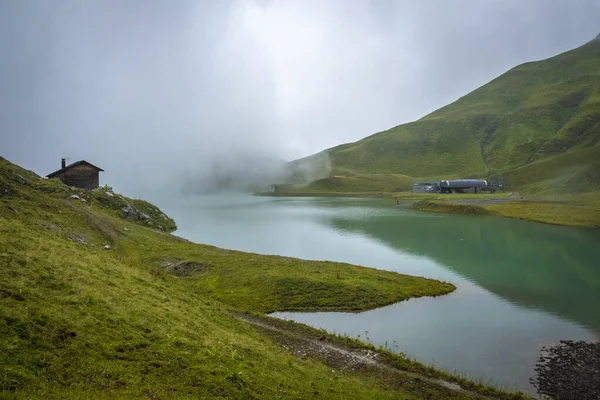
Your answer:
(409, 192), (600, 228)
(393, 192), (513, 202)
(258, 184), (599, 228)
(411, 200), (491, 216)
(0, 156), (533, 399)
(485, 192), (600, 227)
(242, 314), (529, 400)
(136, 233), (455, 314)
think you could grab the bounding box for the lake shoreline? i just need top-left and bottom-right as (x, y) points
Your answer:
(410, 199), (600, 228)
(235, 311), (532, 399)
(255, 191), (600, 228)
(162, 192), (600, 394)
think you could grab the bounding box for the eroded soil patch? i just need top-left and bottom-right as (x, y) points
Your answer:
(162, 257), (213, 277)
(234, 313), (521, 400)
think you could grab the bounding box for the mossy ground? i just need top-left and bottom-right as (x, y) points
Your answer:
(0, 157), (531, 399)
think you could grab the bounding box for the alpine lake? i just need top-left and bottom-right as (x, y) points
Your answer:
(159, 194), (600, 393)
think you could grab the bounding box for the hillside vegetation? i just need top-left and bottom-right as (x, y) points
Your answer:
(291, 36), (600, 195)
(0, 156), (536, 399)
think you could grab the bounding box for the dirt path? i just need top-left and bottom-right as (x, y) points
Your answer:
(235, 313), (502, 399)
(63, 199), (126, 247)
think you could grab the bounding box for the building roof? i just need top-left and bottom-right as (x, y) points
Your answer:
(46, 160), (104, 178)
(440, 179), (487, 188)
(414, 181), (440, 186)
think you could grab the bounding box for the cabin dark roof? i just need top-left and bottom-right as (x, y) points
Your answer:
(46, 160), (104, 178)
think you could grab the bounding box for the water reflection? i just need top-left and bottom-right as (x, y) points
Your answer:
(316, 208), (600, 331)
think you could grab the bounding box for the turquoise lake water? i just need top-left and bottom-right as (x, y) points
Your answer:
(159, 194), (600, 392)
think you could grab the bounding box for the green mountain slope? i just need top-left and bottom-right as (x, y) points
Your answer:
(296, 35), (600, 193)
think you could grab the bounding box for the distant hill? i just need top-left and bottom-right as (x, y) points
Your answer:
(292, 35), (600, 194)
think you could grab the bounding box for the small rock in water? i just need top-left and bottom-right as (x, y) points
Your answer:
(104, 245), (111, 250)
(70, 194), (80, 200)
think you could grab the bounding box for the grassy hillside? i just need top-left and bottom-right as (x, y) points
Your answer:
(1, 156), (535, 399)
(490, 145), (600, 194)
(292, 36), (600, 194)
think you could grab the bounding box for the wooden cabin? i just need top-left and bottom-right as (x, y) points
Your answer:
(46, 159), (104, 190)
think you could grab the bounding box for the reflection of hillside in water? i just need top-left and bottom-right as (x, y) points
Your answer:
(323, 211), (600, 331)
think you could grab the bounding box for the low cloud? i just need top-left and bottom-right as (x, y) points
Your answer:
(0, 0), (598, 195)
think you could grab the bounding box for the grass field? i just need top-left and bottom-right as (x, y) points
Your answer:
(0, 156), (533, 399)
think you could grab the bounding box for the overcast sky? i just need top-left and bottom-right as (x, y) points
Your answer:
(1, 0), (599, 193)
